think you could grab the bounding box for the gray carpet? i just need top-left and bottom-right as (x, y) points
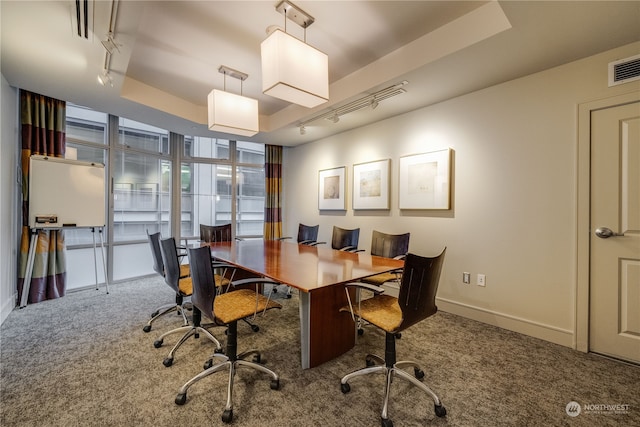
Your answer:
(1, 276), (638, 427)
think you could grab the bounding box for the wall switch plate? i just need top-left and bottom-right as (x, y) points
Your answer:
(463, 272), (471, 284)
(477, 274), (486, 287)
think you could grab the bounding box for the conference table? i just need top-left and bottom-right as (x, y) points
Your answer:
(207, 239), (404, 369)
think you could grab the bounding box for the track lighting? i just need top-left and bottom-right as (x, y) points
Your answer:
(300, 125), (306, 135)
(97, 71), (113, 87)
(298, 81), (408, 131)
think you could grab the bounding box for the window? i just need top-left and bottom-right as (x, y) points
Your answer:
(63, 107), (267, 289)
(180, 137), (265, 238)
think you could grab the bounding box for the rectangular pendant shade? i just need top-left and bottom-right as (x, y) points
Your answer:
(208, 89), (259, 137)
(261, 29), (328, 108)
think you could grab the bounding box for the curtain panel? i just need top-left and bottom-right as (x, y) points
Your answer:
(264, 145), (283, 240)
(17, 90), (67, 305)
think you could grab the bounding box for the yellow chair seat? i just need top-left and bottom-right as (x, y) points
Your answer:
(214, 289), (282, 325)
(340, 294), (402, 333)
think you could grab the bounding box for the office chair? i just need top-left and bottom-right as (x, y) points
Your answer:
(355, 231), (410, 335)
(200, 223), (238, 243)
(331, 226), (361, 252)
(278, 223), (325, 245)
(154, 237), (224, 367)
(339, 249), (447, 427)
(175, 246), (282, 424)
(143, 231), (190, 333)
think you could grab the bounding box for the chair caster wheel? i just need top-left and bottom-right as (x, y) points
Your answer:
(143, 325), (151, 333)
(394, 332), (402, 339)
(151, 310), (159, 318)
(414, 368), (424, 379)
(270, 378), (280, 390)
(252, 354), (261, 364)
(435, 404), (447, 417)
(381, 417), (393, 427)
(251, 325), (260, 332)
(175, 393), (186, 405)
(163, 357), (173, 367)
(286, 293), (292, 298)
(203, 359), (213, 370)
(153, 339), (163, 348)
(340, 382), (350, 394)
(222, 409), (233, 423)
(365, 356), (375, 367)
(357, 328), (364, 336)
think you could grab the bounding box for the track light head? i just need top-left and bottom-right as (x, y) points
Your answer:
(97, 71), (113, 87)
(300, 125), (306, 135)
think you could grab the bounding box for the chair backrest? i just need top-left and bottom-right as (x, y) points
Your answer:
(397, 248), (446, 331)
(147, 231), (164, 276)
(159, 237), (182, 294)
(200, 223), (233, 243)
(297, 224), (319, 244)
(187, 246), (217, 321)
(370, 230), (410, 259)
(331, 226), (360, 251)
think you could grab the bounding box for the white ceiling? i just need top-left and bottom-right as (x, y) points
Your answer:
(2, 1), (639, 146)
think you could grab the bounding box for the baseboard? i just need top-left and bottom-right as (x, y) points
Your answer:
(436, 297), (574, 348)
(0, 291), (17, 326)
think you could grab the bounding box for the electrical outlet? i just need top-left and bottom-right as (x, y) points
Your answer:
(463, 272), (470, 284)
(477, 274), (486, 287)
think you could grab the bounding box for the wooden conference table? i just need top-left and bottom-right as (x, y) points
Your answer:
(207, 239), (404, 369)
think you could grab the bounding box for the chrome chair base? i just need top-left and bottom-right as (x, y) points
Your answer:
(174, 321), (280, 424)
(154, 324), (222, 367)
(143, 302), (190, 333)
(340, 352), (446, 426)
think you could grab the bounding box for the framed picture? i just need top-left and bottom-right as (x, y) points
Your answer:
(399, 148), (451, 209)
(318, 166), (346, 210)
(352, 159), (390, 210)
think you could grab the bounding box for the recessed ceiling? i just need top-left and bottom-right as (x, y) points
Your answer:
(2, 1), (639, 146)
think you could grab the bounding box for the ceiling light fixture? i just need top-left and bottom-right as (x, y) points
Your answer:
(101, 33), (120, 55)
(299, 125), (306, 135)
(97, 71), (113, 87)
(261, 0), (328, 108)
(96, 0), (119, 88)
(208, 65), (259, 137)
(299, 81), (408, 130)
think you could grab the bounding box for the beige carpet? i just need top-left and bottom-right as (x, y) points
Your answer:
(1, 276), (638, 427)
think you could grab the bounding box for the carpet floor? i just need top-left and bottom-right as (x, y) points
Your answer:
(1, 276), (638, 427)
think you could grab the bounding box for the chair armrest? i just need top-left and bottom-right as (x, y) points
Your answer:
(340, 246), (363, 253)
(231, 277), (282, 288)
(307, 241), (326, 246)
(393, 254), (406, 260)
(277, 236), (292, 241)
(344, 282), (386, 295)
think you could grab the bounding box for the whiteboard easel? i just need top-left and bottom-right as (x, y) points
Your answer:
(20, 227), (109, 308)
(21, 156), (108, 308)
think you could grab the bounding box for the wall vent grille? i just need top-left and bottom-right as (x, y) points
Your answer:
(608, 54), (640, 87)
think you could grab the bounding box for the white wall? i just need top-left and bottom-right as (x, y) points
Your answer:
(282, 42), (640, 348)
(0, 74), (18, 325)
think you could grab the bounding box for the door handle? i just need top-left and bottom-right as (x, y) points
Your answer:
(595, 227), (625, 238)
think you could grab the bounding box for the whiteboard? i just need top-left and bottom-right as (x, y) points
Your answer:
(29, 155), (106, 228)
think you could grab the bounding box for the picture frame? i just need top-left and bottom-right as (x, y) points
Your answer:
(399, 148), (451, 209)
(318, 166), (346, 210)
(352, 159), (390, 210)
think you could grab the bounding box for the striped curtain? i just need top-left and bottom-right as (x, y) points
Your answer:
(17, 90), (67, 305)
(263, 144), (283, 240)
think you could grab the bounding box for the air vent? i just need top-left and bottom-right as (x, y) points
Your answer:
(608, 54), (640, 87)
(71, 0), (94, 40)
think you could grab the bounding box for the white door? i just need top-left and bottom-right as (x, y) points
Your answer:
(589, 100), (640, 364)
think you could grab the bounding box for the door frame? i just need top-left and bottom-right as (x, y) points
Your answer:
(576, 91), (640, 353)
